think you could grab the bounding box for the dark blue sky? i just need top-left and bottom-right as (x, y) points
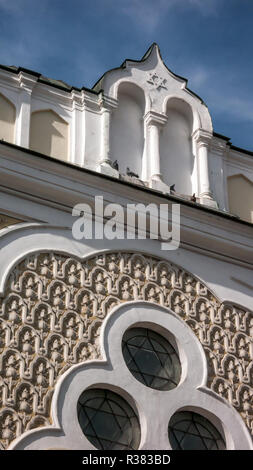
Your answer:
(0, 0), (253, 150)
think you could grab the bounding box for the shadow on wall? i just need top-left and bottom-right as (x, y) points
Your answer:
(111, 82), (145, 176)
(160, 98), (194, 195)
(29, 109), (69, 161)
(110, 87), (195, 194)
(228, 174), (253, 223)
(0, 93), (16, 143)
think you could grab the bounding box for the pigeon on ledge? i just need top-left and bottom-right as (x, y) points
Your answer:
(112, 160), (119, 170)
(126, 167), (139, 178)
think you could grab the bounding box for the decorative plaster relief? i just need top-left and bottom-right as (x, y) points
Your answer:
(10, 303), (251, 450)
(147, 73), (167, 91)
(0, 251), (252, 448)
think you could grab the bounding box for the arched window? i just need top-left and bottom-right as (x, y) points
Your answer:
(30, 109), (69, 160)
(0, 93), (16, 143)
(160, 98), (194, 195)
(111, 82), (145, 177)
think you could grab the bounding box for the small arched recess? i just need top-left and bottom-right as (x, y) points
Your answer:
(111, 82), (145, 176)
(30, 109), (69, 161)
(160, 98), (194, 195)
(227, 174), (253, 223)
(0, 92), (16, 143)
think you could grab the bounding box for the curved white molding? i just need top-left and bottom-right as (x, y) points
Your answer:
(0, 223), (252, 309)
(9, 302), (252, 450)
(0, 224), (252, 448)
(162, 94), (201, 132)
(0, 89), (17, 109)
(109, 78), (149, 115)
(99, 44), (212, 134)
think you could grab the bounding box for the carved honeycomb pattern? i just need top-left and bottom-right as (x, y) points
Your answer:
(0, 251), (252, 449)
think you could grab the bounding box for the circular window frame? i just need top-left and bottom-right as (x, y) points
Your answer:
(121, 324), (182, 391)
(120, 320), (188, 388)
(76, 382), (148, 449)
(168, 407), (227, 450)
(77, 385), (142, 450)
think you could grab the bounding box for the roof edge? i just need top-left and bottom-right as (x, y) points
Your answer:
(0, 139), (252, 229)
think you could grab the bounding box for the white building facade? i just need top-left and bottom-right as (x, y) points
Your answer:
(0, 44), (252, 450)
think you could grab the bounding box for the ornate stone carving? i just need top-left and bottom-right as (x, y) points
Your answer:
(0, 251), (252, 448)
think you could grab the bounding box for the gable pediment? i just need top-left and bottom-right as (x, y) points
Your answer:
(93, 43), (212, 132)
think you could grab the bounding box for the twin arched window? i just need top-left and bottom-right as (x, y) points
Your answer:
(111, 83), (194, 195)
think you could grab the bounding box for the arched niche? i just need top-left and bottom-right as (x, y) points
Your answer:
(111, 82), (145, 176)
(0, 93), (16, 143)
(160, 98), (194, 195)
(227, 174), (253, 223)
(30, 109), (69, 161)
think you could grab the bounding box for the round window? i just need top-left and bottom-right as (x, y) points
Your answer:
(77, 388), (141, 450)
(168, 411), (226, 450)
(122, 327), (181, 390)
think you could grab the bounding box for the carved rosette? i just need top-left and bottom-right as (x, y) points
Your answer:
(0, 251), (252, 448)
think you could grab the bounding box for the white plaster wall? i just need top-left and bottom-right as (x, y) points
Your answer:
(70, 99), (85, 166)
(102, 46), (212, 134)
(209, 150), (227, 210)
(111, 85), (145, 176)
(0, 83), (19, 115)
(208, 136), (253, 213)
(30, 109), (69, 160)
(83, 109), (101, 169)
(160, 107), (193, 195)
(228, 174), (253, 222)
(226, 153), (253, 183)
(0, 48), (253, 212)
(0, 92), (16, 143)
(30, 95), (71, 121)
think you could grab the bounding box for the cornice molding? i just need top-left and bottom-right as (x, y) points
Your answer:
(144, 110), (167, 127)
(211, 136), (228, 156)
(0, 143), (252, 267)
(18, 71), (38, 93)
(192, 128), (213, 146)
(98, 94), (118, 111)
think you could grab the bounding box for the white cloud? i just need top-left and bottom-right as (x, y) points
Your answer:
(177, 61), (253, 123)
(210, 95), (253, 122)
(120, 0), (171, 32)
(187, 67), (209, 88)
(0, 0), (223, 35)
(118, 0), (222, 32)
(187, 0), (221, 16)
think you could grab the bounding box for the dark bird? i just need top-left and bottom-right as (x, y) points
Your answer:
(126, 167), (139, 178)
(191, 193), (196, 202)
(169, 184), (175, 193)
(112, 160), (119, 171)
